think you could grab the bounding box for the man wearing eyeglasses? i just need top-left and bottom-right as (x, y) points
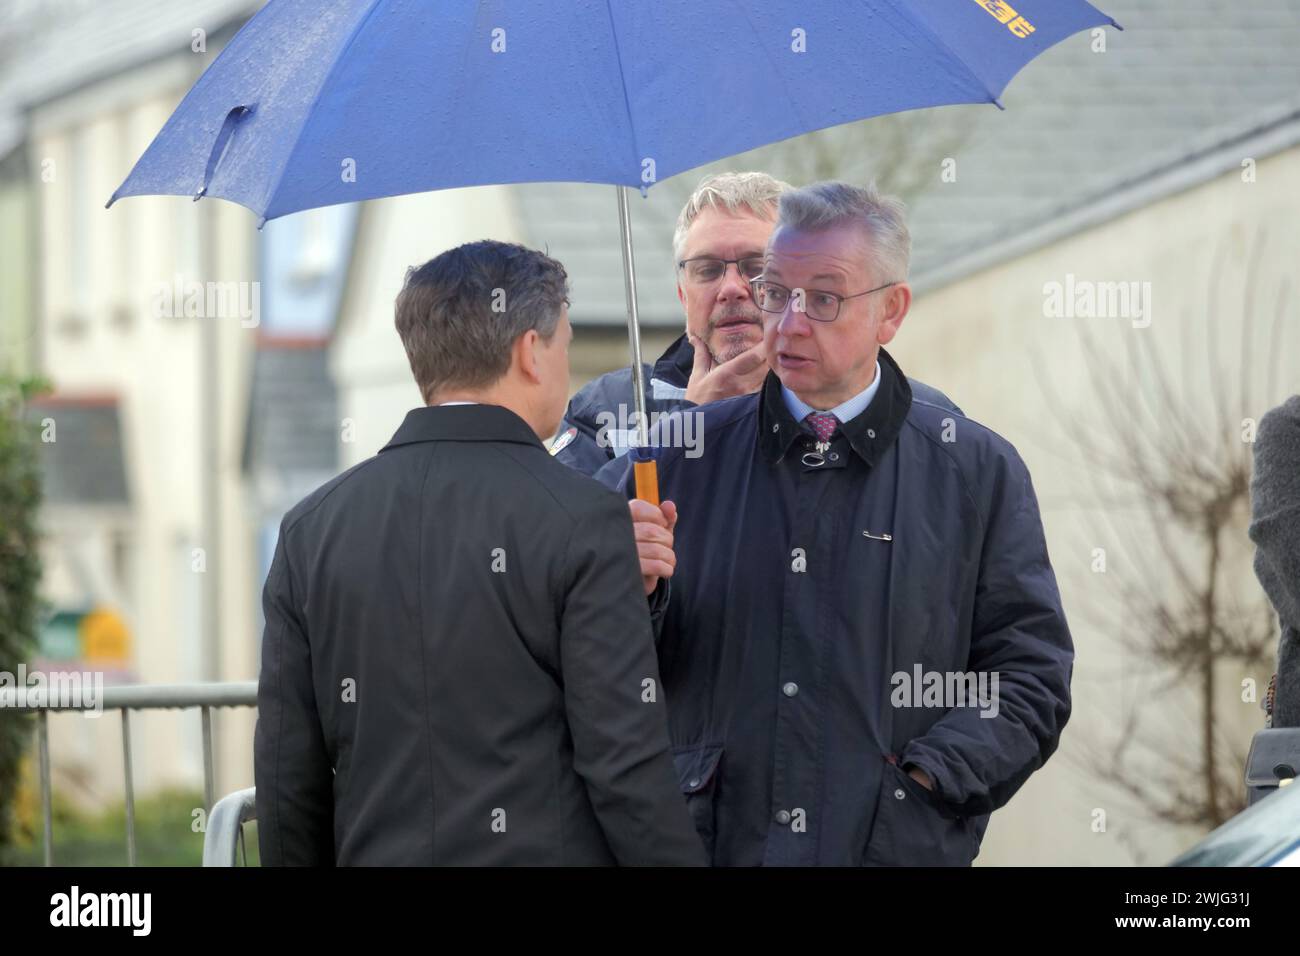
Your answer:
(550, 171), (960, 474)
(603, 181), (1072, 867)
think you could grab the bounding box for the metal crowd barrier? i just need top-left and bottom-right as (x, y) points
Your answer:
(203, 786), (257, 866)
(0, 680), (257, 865)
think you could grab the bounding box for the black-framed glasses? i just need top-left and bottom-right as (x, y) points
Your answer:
(749, 276), (899, 322)
(677, 256), (765, 285)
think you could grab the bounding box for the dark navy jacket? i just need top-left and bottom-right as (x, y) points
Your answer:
(553, 334), (962, 474)
(599, 350), (1072, 866)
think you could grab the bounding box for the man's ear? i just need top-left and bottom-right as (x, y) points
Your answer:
(875, 283), (912, 346)
(516, 328), (543, 385)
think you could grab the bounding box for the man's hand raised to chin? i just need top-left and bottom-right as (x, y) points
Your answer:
(683, 334), (768, 406)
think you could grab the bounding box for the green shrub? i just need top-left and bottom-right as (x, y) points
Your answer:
(1, 786), (261, 867)
(0, 375), (45, 855)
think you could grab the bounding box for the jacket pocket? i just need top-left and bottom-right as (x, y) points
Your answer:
(862, 758), (977, 867)
(671, 743), (724, 864)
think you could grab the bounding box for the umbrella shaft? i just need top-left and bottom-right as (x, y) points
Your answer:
(615, 186), (650, 449)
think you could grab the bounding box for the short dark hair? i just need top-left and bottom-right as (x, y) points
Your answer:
(394, 240), (569, 402)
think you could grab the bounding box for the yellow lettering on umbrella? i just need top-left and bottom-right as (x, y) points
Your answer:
(973, 1), (1036, 37)
(1008, 16), (1036, 38)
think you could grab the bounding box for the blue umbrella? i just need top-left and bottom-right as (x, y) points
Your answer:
(109, 0), (1118, 499)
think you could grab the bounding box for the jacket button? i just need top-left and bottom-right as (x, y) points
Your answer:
(688, 778), (701, 789)
(782, 682), (799, 697)
(774, 810), (792, 825)
(894, 788), (906, 800)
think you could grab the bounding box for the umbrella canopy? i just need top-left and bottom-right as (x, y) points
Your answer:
(107, 0), (1117, 501)
(108, 0), (1117, 225)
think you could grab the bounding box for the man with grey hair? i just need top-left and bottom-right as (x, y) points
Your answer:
(606, 182), (1072, 867)
(255, 240), (703, 866)
(551, 171), (960, 474)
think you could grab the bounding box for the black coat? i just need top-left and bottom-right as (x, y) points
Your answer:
(553, 334), (963, 475)
(255, 403), (705, 866)
(600, 350), (1072, 866)
(1250, 395), (1300, 727)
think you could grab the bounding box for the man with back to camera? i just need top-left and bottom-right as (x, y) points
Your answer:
(254, 239), (704, 866)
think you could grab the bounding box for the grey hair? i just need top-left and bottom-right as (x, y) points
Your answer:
(394, 240), (569, 402)
(672, 171), (793, 263)
(775, 181), (911, 280)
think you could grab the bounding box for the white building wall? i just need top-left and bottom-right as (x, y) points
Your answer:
(897, 147), (1300, 864)
(31, 53), (260, 812)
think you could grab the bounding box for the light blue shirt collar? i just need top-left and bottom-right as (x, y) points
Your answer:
(780, 360), (882, 426)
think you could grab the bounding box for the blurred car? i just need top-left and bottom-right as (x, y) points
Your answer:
(1171, 727), (1300, 866)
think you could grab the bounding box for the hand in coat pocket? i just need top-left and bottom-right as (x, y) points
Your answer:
(863, 760), (978, 867)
